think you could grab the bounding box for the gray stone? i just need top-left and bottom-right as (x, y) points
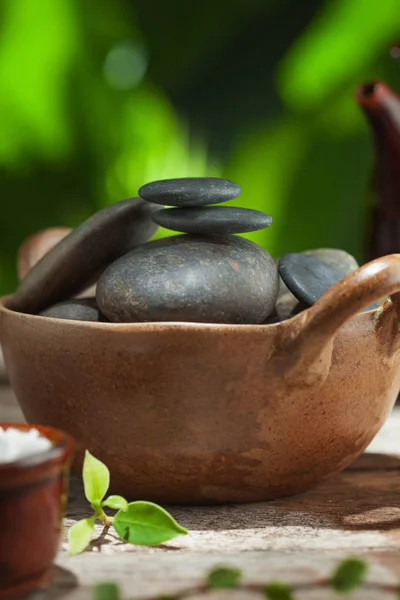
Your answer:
(275, 248), (360, 320)
(97, 235), (278, 324)
(262, 313), (281, 324)
(12, 198), (159, 315)
(304, 248), (359, 274)
(307, 249), (378, 311)
(278, 253), (345, 307)
(275, 291), (302, 321)
(152, 206), (273, 235)
(138, 177), (241, 207)
(39, 298), (105, 322)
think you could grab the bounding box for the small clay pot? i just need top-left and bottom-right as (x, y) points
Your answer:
(0, 424), (74, 599)
(1, 256), (400, 505)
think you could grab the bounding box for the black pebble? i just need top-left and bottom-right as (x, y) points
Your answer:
(278, 253), (345, 306)
(138, 177), (241, 207)
(39, 298), (106, 322)
(152, 206), (273, 235)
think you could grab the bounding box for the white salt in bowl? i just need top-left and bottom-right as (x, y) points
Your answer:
(0, 426), (52, 464)
(0, 423), (74, 599)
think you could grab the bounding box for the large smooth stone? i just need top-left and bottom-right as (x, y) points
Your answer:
(278, 253), (345, 307)
(152, 206), (273, 235)
(138, 177), (241, 207)
(12, 198), (159, 315)
(39, 298), (104, 322)
(97, 235), (278, 324)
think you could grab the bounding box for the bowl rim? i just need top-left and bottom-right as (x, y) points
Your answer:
(0, 293), (376, 333)
(0, 422), (74, 472)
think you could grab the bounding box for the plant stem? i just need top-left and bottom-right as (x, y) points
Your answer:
(92, 504), (114, 527)
(99, 510), (113, 527)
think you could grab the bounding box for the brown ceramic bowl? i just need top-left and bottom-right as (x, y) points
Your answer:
(0, 424), (74, 599)
(1, 255), (400, 505)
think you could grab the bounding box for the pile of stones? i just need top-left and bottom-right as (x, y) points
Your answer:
(12, 177), (368, 325)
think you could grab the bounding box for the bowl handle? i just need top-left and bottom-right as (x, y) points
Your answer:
(279, 254), (400, 386)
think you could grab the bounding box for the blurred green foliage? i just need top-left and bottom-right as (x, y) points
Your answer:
(0, 0), (399, 294)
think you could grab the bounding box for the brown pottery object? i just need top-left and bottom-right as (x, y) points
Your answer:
(0, 348), (7, 383)
(17, 227), (96, 299)
(2, 256), (400, 505)
(17, 227), (72, 280)
(0, 424), (74, 599)
(356, 81), (400, 260)
(1, 227), (94, 383)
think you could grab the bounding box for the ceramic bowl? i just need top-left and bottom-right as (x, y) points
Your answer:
(1, 255), (400, 505)
(0, 424), (74, 599)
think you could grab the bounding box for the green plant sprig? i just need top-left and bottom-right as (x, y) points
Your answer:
(68, 450), (188, 555)
(92, 561), (400, 599)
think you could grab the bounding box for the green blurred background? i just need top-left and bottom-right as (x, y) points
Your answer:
(0, 0), (399, 294)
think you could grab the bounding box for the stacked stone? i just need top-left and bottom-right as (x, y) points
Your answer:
(12, 176), (374, 326)
(96, 178), (279, 324)
(139, 178), (273, 235)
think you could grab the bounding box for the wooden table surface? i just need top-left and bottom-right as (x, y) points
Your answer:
(1, 384), (400, 600)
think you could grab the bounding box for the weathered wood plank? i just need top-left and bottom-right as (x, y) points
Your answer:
(62, 446), (400, 555)
(32, 553), (400, 599)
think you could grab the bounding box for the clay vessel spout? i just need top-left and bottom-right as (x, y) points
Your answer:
(356, 81), (400, 259)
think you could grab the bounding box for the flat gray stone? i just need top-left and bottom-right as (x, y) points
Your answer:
(12, 198), (159, 315)
(278, 253), (345, 306)
(97, 234), (278, 324)
(275, 248), (360, 320)
(305, 248), (359, 274)
(152, 206), (273, 235)
(138, 177), (241, 207)
(39, 298), (105, 322)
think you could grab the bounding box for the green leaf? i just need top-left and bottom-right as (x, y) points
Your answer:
(264, 582), (294, 600)
(330, 558), (367, 593)
(68, 517), (96, 556)
(113, 501), (188, 546)
(207, 567), (241, 589)
(102, 495), (128, 511)
(278, 0), (400, 111)
(83, 450), (110, 505)
(92, 582), (121, 600)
